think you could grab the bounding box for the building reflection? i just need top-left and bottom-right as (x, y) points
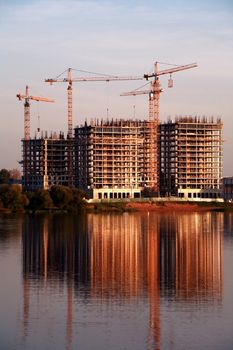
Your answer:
(88, 214), (145, 299)
(22, 213), (89, 350)
(22, 212), (223, 350)
(174, 213), (222, 300)
(223, 212), (233, 241)
(0, 214), (23, 243)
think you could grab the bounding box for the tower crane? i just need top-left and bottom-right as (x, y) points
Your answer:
(17, 85), (55, 140)
(17, 86), (54, 190)
(45, 68), (144, 138)
(45, 68), (144, 186)
(121, 62), (198, 194)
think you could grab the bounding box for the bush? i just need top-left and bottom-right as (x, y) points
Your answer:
(27, 189), (53, 211)
(71, 188), (87, 210)
(0, 184), (28, 211)
(0, 169), (10, 184)
(49, 185), (73, 209)
(49, 186), (87, 210)
(0, 183), (87, 212)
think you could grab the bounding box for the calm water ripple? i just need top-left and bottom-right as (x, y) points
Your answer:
(0, 211), (233, 349)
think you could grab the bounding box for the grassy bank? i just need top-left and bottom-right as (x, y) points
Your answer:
(88, 200), (233, 213)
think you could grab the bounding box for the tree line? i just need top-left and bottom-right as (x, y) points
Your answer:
(0, 168), (87, 212)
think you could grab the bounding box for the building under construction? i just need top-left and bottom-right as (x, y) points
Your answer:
(160, 116), (223, 199)
(74, 116), (223, 200)
(22, 132), (74, 191)
(20, 62), (203, 197)
(74, 116), (223, 199)
(22, 116), (223, 199)
(74, 119), (150, 199)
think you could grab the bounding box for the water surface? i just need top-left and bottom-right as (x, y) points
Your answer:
(0, 211), (233, 350)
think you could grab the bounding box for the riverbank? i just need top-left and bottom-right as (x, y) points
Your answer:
(1, 201), (233, 214)
(87, 200), (233, 213)
(1, 183), (231, 214)
(1, 195), (233, 214)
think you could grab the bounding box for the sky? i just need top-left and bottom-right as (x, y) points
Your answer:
(0, 0), (233, 175)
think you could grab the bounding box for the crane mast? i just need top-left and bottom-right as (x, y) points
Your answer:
(17, 85), (55, 140)
(45, 68), (144, 186)
(17, 85), (55, 189)
(45, 68), (144, 138)
(67, 68), (73, 139)
(24, 86), (30, 141)
(121, 61), (197, 195)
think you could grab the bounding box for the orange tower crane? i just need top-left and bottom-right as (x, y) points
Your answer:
(17, 85), (55, 140)
(45, 68), (144, 186)
(121, 62), (198, 195)
(45, 68), (144, 138)
(17, 85), (55, 189)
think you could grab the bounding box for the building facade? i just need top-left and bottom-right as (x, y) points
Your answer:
(21, 117), (223, 200)
(160, 117), (223, 199)
(74, 119), (150, 199)
(22, 132), (74, 191)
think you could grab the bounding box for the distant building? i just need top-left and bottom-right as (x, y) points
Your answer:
(222, 177), (233, 201)
(160, 117), (223, 199)
(74, 119), (150, 199)
(22, 132), (74, 191)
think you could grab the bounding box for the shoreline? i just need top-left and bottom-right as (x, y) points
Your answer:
(1, 200), (233, 214)
(87, 200), (233, 213)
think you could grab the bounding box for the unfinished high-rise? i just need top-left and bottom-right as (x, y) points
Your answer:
(22, 116), (223, 200)
(159, 117), (223, 199)
(74, 119), (151, 199)
(22, 132), (74, 191)
(74, 116), (223, 200)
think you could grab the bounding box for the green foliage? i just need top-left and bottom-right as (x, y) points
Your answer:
(0, 183), (87, 212)
(50, 185), (73, 209)
(0, 169), (10, 184)
(49, 186), (87, 210)
(27, 189), (53, 211)
(71, 188), (87, 210)
(0, 184), (28, 211)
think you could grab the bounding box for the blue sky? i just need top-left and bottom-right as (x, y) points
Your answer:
(0, 0), (233, 175)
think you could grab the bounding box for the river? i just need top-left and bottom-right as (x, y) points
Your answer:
(0, 211), (233, 350)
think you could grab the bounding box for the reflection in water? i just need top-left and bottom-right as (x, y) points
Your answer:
(22, 212), (223, 350)
(223, 212), (233, 241)
(22, 214), (89, 349)
(175, 214), (222, 301)
(88, 214), (144, 299)
(0, 214), (23, 245)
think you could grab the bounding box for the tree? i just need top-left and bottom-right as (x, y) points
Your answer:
(71, 188), (87, 209)
(0, 184), (28, 210)
(50, 185), (73, 209)
(27, 189), (53, 211)
(0, 169), (10, 184)
(9, 168), (21, 180)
